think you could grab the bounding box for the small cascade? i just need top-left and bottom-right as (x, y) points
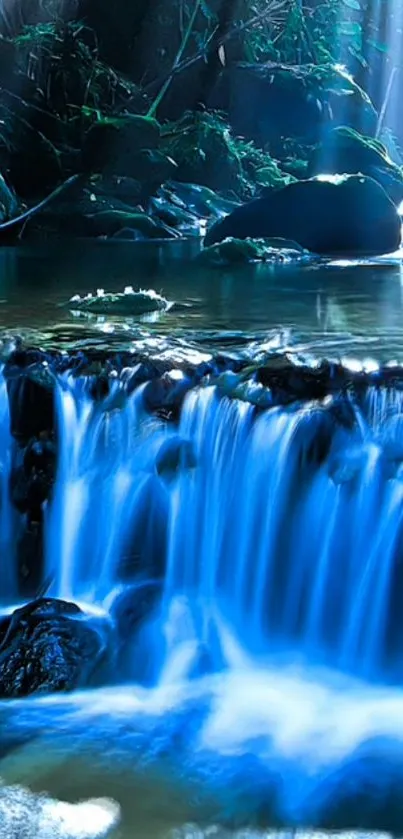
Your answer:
(45, 374), (168, 602)
(1, 362), (403, 681)
(160, 385), (403, 679)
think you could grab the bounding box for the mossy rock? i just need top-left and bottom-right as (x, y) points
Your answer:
(161, 111), (292, 200)
(67, 288), (169, 316)
(83, 209), (175, 238)
(82, 115), (162, 175)
(199, 236), (307, 266)
(310, 126), (403, 205)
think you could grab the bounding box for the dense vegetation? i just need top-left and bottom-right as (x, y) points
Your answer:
(0, 0), (399, 238)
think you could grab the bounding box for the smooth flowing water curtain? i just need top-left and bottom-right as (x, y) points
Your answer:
(1, 367), (403, 681)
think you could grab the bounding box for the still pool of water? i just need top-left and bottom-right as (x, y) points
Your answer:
(2, 240), (403, 838)
(0, 240), (403, 360)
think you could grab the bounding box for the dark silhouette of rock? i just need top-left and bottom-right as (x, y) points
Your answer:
(205, 175), (402, 256)
(0, 598), (109, 698)
(6, 364), (55, 441)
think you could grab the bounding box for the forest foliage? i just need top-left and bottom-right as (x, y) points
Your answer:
(0, 0), (398, 219)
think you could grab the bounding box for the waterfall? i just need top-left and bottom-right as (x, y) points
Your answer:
(45, 374), (168, 602)
(1, 365), (403, 680)
(160, 385), (403, 679)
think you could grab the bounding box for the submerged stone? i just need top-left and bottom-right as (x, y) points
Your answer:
(0, 598), (109, 698)
(110, 580), (162, 641)
(204, 175), (402, 256)
(155, 436), (197, 482)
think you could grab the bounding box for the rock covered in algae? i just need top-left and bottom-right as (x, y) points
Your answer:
(310, 126), (403, 205)
(199, 236), (308, 266)
(66, 286), (170, 316)
(0, 598), (110, 698)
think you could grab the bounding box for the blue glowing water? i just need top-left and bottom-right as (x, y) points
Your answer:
(3, 370), (403, 832)
(40, 374), (403, 681)
(45, 374), (169, 601)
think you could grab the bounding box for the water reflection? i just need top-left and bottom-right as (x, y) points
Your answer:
(0, 242), (402, 359)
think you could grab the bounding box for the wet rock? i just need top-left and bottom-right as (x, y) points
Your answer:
(199, 236), (308, 267)
(205, 175), (401, 256)
(15, 521), (45, 599)
(10, 437), (56, 521)
(0, 598), (109, 698)
(83, 208), (175, 239)
(67, 287), (170, 316)
(6, 364), (55, 441)
(166, 181), (239, 219)
(121, 362), (160, 393)
(310, 126), (403, 205)
(149, 195), (201, 233)
(82, 115), (161, 176)
(110, 580), (162, 641)
(142, 372), (191, 419)
(155, 436), (197, 483)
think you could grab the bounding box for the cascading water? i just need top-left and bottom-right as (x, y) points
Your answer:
(1, 366), (403, 681)
(160, 385), (403, 679)
(45, 373), (169, 602)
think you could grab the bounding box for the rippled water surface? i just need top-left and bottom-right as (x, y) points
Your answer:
(0, 240), (402, 359)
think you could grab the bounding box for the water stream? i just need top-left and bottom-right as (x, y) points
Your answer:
(2, 245), (403, 835)
(35, 376), (403, 682)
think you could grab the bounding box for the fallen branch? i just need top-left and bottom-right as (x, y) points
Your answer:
(0, 173), (84, 238)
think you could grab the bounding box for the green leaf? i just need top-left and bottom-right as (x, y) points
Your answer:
(336, 21), (362, 36)
(366, 38), (389, 53)
(343, 0), (361, 10)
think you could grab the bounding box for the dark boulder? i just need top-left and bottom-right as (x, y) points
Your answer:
(109, 581), (162, 684)
(0, 598), (109, 698)
(10, 437), (56, 522)
(205, 175), (402, 256)
(310, 127), (403, 205)
(6, 363), (55, 441)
